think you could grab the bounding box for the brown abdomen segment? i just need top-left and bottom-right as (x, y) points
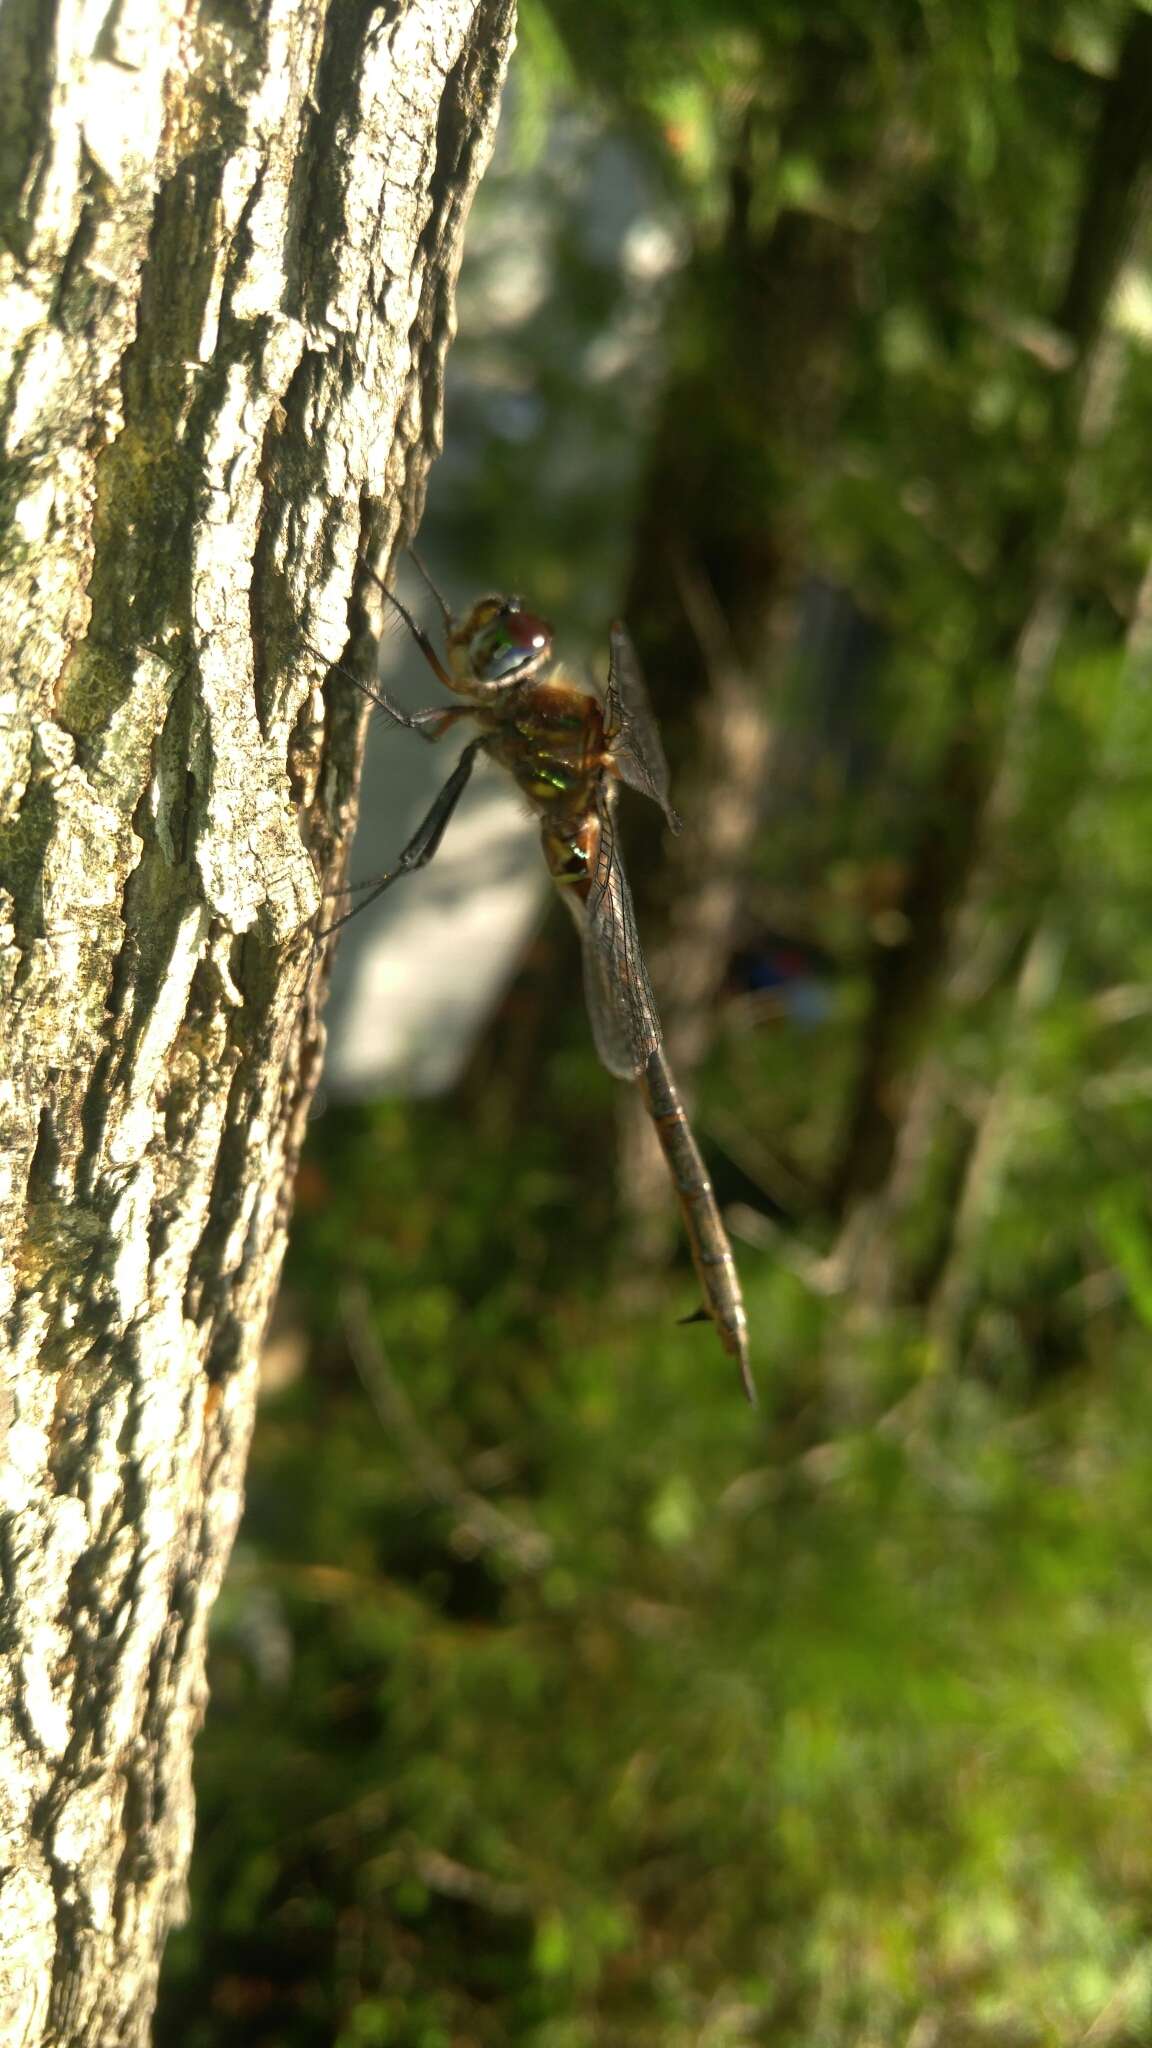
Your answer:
(639, 1046), (755, 1403)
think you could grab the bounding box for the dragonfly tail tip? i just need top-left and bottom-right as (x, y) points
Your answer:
(679, 1305), (758, 1406)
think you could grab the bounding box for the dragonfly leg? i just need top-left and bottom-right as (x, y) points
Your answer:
(405, 546), (454, 634)
(317, 737), (482, 938)
(365, 695), (466, 743)
(301, 631), (457, 743)
(357, 558), (456, 692)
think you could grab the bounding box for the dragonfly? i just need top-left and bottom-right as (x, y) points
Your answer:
(326, 562), (754, 1403)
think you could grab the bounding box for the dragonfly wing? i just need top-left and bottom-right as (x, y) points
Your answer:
(578, 920), (640, 1080)
(574, 784), (664, 1081)
(604, 622), (683, 833)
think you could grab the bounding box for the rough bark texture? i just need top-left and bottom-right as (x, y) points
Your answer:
(0, 2), (515, 2042)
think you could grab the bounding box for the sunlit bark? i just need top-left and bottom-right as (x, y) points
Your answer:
(0, 1), (514, 2039)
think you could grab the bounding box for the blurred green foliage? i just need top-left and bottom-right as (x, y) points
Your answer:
(160, 2), (1152, 2042)
(159, 1124), (1152, 2044)
(159, 1088), (1152, 2045)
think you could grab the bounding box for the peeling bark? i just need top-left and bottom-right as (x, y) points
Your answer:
(0, 1), (515, 2041)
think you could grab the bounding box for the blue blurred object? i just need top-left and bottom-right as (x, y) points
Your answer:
(729, 936), (834, 1027)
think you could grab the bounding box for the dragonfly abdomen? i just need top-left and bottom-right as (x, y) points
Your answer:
(640, 1047), (755, 1403)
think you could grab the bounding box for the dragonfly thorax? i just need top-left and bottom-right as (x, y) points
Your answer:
(479, 672), (607, 829)
(449, 594), (554, 698)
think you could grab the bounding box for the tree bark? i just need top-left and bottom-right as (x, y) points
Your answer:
(0, 2), (514, 2042)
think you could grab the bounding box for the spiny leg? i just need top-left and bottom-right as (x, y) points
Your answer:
(317, 737), (483, 938)
(405, 546), (454, 634)
(357, 556), (456, 691)
(356, 688), (461, 742)
(302, 628), (458, 743)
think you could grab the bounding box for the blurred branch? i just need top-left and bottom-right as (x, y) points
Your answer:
(614, 182), (861, 1257)
(1057, 9), (1152, 354)
(828, 19), (1152, 1239)
(924, 924), (1065, 1361)
(828, 28), (1152, 1327)
(725, 1202), (843, 1295)
(402, 1844), (529, 1916)
(340, 1284), (553, 1575)
(873, 541), (1152, 1365)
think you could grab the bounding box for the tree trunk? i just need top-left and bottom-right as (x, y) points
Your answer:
(0, 2), (514, 2041)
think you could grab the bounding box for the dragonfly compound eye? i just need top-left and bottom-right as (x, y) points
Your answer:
(469, 604), (552, 683)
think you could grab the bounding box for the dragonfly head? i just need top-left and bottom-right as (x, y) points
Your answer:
(451, 595), (554, 696)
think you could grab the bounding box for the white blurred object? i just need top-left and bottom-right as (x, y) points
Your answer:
(323, 745), (543, 1098)
(317, 548), (546, 1099)
(320, 87), (677, 1100)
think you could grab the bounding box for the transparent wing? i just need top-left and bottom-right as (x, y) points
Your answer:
(574, 784), (664, 1081)
(604, 621), (683, 834)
